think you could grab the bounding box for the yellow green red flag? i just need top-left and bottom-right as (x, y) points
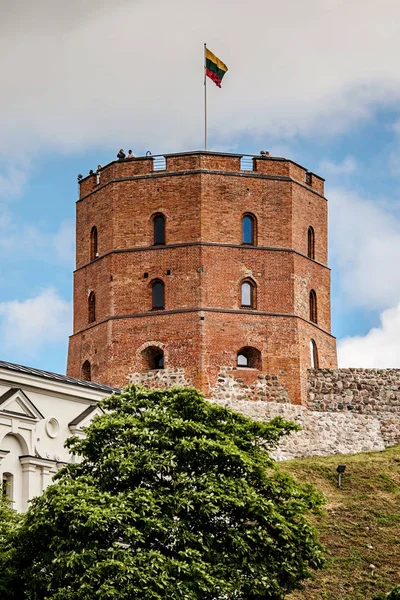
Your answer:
(205, 48), (228, 88)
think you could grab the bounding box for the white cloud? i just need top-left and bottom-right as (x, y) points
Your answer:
(392, 119), (400, 135)
(338, 303), (400, 367)
(2, 1), (400, 153)
(50, 221), (75, 265)
(329, 186), (400, 311)
(0, 215), (75, 266)
(388, 151), (400, 177)
(0, 288), (71, 357)
(319, 156), (358, 176)
(0, 163), (30, 199)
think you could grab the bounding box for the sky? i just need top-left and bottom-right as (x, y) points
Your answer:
(1, 0), (400, 374)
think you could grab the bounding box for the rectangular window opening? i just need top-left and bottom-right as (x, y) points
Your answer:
(153, 156), (166, 171)
(240, 156), (254, 171)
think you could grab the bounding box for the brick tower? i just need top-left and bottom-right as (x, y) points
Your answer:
(67, 151), (337, 404)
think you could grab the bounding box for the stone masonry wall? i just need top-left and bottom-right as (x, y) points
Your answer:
(211, 370), (291, 403)
(126, 367), (400, 461)
(212, 399), (384, 461)
(209, 368), (400, 460)
(307, 368), (400, 447)
(129, 367), (190, 389)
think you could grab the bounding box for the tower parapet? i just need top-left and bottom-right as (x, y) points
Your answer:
(67, 150), (337, 404)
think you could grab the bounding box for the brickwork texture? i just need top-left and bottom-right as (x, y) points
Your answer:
(67, 151), (337, 403)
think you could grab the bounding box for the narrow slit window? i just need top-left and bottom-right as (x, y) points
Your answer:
(153, 214), (166, 245)
(310, 340), (318, 368)
(307, 226), (315, 260)
(242, 214), (256, 245)
(152, 280), (165, 310)
(88, 292), (96, 323)
(90, 226), (98, 261)
(241, 280), (255, 308)
(309, 289), (317, 324)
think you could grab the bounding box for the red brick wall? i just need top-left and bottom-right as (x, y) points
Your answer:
(298, 320), (337, 404)
(68, 313), (204, 390)
(292, 183), (328, 264)
(67, 152), (337, 404)
(200, 174), (293, 247)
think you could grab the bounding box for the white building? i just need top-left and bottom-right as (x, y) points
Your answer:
(0, 360), (118, 512)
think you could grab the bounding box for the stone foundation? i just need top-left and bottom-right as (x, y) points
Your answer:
(127, 367), (400, 461)
(129, 367), (190, 389)
(213, 399), (385, 461)
(211, 368), (400, 460)
(210, 370), (291, 404)
(307, 368), (400, 447)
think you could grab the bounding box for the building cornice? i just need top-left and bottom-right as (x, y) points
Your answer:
(79, 151), (323, 184)
(70, 309), (336, 340)
(77, 169), (327, 202)
(74, 242), (330, 273)
(0, 368), (113, 403)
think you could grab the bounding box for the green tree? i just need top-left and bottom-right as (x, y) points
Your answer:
(0, 487), (21, 598)
(6, 386), (325, 599)
(374, 587), (400, 600)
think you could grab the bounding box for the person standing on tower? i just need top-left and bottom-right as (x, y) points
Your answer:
(127, 150), (135, 159)
(117, 149), (126, 160)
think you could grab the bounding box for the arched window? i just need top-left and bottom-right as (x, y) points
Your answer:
(310, 340), (318, 369)
(2, 472), (13, 506)
(142, 346), (164, 370)
(153, 214), (166, 245)
(88, 291), (96, 323)
(241, 279), (256, 308)
(1, 435), (25, 511)
(307, 226), (315, 260)
(309, 289), (317, 324)
(152, 279), (165, 310)
(82, 360), (91, 381)
(90, 226), (98, 261)
(242, 214), (256, 245)
(237, 347), (262, 369)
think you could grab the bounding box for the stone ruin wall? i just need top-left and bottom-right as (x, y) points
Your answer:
(307, 368), (400, 448)
(128, 367), (400, 461)
(212, 368), (400, 460)
(129, 367), (190, 389)
(211, 370), (291, 404)
(212, 399), (384, 461)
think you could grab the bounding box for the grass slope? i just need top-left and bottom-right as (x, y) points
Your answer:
(282, 446), (400, 600)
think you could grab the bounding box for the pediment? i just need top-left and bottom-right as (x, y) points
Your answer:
(68, 404), (103, 433)
(0, 388), (44, 421)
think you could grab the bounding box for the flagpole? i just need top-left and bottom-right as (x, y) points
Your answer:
(204, 42), (207, 151)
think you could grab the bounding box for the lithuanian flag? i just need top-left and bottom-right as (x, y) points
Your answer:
(205, 48), (228, 88)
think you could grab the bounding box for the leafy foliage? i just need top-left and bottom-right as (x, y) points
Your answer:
(375, 586), (400, 600)
(5, 386), (324, 599)
(0, 487), (22, 597)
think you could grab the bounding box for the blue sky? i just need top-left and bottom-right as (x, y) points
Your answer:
(2, 0), (400, 374)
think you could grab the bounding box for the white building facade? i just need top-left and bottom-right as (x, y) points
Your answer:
(0, 360), (117, 512)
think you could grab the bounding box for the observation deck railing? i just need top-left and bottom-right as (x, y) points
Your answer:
(78, 151), (324, 198)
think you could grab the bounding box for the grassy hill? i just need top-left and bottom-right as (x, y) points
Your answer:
(282, 446), (400, 600)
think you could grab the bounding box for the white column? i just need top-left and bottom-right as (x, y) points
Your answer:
(19, 457), (58, 511)
(19, 460), (37, 512)
(40, 466), (56, 493)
